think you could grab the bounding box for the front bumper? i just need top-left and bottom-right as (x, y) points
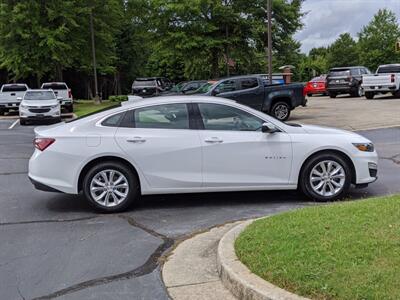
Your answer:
(20, 106), (61, 120)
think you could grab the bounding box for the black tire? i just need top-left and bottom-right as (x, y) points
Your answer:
(351, 85), (363, 97)
(365, 91), (375, 99)
(299, 152), (351, 202)
(0, 109), (4, 116)
(67, 105), (74, 113)
(270, 101), (291, 121)
(393, 90), (400, 98)
(307, 93), (312, 97)
(328, 92), (337, 98)
(83, 161), (139, 212)
(20, 119), (26, 126)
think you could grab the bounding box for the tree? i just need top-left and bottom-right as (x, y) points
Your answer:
(0, 0), (122, 90)
(358, 9), (400, 72)
(327, 33), (359, 68)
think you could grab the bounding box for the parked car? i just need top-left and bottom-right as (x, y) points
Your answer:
(304, 75), (327, 96)
(41, 82), (73, 112)
(0, 83), (29, 115)
(194, 75), (306, 121)
(29, 96), (378, 212)
(162, 80), (207, 95)
(362, 64), (400, 99)
(19, 89), (62, 125)
(326, 66), (371, 98)
(131, 77), (172, 97)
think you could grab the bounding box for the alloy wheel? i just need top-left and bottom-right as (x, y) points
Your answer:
(90, 169), (129, 207)
(309, 160), (346, 197)
(274, 104), (289, 120)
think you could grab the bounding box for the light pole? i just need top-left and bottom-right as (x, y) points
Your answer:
(267, 0), (273, 85)
(90, 9), (100, 103)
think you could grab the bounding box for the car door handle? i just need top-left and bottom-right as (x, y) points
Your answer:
(126, 137), (146, 144)
(204, 137), (223, 144)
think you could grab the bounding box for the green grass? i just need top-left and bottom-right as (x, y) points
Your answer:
(73, 100), (118, 117)
(235, 195), (400, 300)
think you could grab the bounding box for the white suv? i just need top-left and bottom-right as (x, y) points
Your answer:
(19, 90), (61, 125)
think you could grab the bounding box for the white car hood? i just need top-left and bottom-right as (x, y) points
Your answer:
(21, 99), (58, 106)
(299, 124), (370, 141)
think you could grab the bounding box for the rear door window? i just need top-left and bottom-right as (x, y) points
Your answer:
(121, 104), (190, 129)
(239, 78), (258, 90)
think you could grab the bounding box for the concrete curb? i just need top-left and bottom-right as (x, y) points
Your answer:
(217, 219), (309, 300)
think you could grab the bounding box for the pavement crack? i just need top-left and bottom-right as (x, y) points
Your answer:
(381, 154), (400, 165)
(31, 216), (175, 300)
(0, 171), (27, 175)
(0, 216), (98, 226)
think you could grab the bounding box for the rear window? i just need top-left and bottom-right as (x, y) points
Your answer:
(42, 83), (67, 90)
(133, 80), (156, 87)
(311, 76), (326, 82)
(24, 91), (55, 100)
(329, 69), (350, 76)
(377, 65), (400, 73)
(2, 85), (27, 92)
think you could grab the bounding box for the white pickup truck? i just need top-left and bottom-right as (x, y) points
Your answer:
(41, 82), (73, 112)
(0, 83), (29, 115)
(362, 64), (400, 99)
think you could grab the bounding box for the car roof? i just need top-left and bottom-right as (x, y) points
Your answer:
(330, 66), (366, 70)
(42, 82), (67, 85)
(26, 89), (54, 92)
(3, 83), (27, 86)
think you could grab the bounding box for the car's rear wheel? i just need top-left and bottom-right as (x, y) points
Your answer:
(83, 161), (139, 212)
(20, 119), (26, 126)
(365, 91), (375, 99)
(307, 93), (312, 97)
(328, 92), (337, 98)
(271, 101), (291, 121)
(300, 153), (351, 202)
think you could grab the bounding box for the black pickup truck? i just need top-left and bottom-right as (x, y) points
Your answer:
(196, 75), (306, 121)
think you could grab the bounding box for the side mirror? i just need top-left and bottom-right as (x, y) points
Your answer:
(261, 122), (279, 133)
(17, 97), (22, 101)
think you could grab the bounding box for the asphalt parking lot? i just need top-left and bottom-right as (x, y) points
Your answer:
(0, 99), (399, 299)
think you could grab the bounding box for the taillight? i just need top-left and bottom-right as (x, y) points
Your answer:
(391, 74), (395, 83)
(34, 138), (55, 151)
(68, 89), (72, 99)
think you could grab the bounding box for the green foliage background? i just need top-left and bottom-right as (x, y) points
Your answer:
(0, 1), (398, 98)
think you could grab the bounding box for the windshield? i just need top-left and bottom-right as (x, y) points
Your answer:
(191, 83), (214, 94)
(133, 80), (156, 87)
(24, 91), (55, 100)
(42, 83), (67, 90)
(329, 69), (350, 77)
(170, 82), (185, 92)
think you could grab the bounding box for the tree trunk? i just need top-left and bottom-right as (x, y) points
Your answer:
(210, 49), (220, 79)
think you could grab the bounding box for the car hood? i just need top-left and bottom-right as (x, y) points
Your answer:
(21, 100), (58, 106)
(299, 124), (369, 140)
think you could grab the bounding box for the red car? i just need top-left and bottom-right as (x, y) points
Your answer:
(304, 75), (327, 96)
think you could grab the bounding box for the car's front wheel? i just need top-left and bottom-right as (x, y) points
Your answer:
(300, 153), (351, 202)
(83, 161), (139, 212)
(271, 101), (291, 121)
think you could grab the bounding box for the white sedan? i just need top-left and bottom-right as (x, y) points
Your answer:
(29, 96), (378, 212)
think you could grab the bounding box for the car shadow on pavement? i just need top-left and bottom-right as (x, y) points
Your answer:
(44, 187), (375, 214)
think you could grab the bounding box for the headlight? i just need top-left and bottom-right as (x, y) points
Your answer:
(20, 104), (27, 109)
(51, 104), (60, 109)
(353, 143), (374, 152)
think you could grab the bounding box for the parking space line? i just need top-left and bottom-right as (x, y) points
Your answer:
(8, 119), (19, 130)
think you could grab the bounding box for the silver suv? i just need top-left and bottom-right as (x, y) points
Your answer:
(19, 90), (61, 125)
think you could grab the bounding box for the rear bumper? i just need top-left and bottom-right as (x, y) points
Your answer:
(29, 176), (63, 193)
(327, 86), (354, 93)
(0, 102), (20, 110)
(362, 85), (397, 92)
